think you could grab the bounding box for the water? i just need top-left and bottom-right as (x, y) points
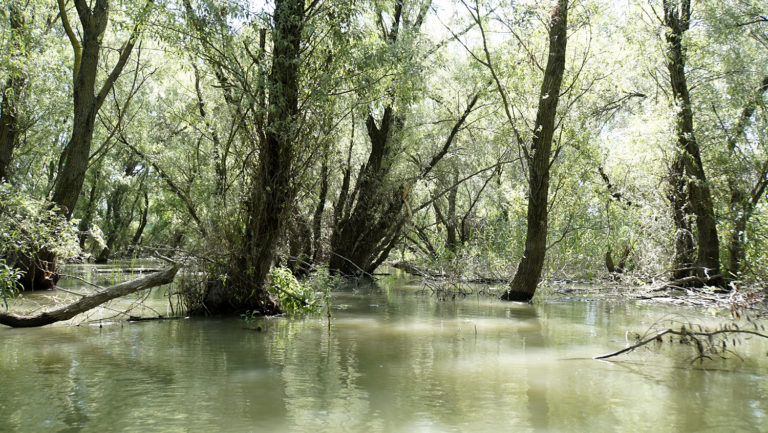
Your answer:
(1, 273), (767, 432)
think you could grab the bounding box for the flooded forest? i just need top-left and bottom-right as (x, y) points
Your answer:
(2, 0), (768, 431)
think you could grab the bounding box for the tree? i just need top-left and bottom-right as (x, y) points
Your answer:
(461, 0), (569, 301)
(0, 3), (27, 183)
(182, 0), (309, 313)
(329, 0), (480, 276)
(51, 0), (152, 216)
(660, 0), (721, 284)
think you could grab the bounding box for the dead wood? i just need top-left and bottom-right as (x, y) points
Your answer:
(0, 264), (181, 328)
(594, 327), (768, 361)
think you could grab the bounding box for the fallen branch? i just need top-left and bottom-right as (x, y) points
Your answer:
(0, 265), (181, 328)
(652, 274), (725, 292)
(391, 261), (445, 278)
(595, 327), (768, 361)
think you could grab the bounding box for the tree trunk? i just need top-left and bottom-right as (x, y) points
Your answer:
(131, 191), (149, 246)
(724, 76), (768, 279)
(329, 106), (408, 276)
(329, 91), (479, 276)
(311, 153), (329, 263)
(0, 6), (27, 183)
(95, 160), (142, 263)
(662, 0), (721, 284)
(328, 1), (467, 277)
(77, 169), (101, 249)
(502, 0), (568, 302)
(209, 0), (304, 314)
(668, 155), (695, 280)
(52, 0), (149, 217)
(14, 0), (149, 290)
(445, 171), (459, 254)
(727, 194), (748, 279)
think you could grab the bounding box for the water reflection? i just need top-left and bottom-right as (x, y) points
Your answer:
(1, 277), (767, 432)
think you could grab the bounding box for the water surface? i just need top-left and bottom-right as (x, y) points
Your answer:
(1, 274), (767, 432)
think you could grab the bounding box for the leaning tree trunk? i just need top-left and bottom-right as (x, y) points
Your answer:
(328, 107), (407, 276)
(502, 0), (568, 302)
(52, 0), (109, 217)
(662, 0), (721, 284)
(328, 0), (444, 277)
(329, 91), (478, 276)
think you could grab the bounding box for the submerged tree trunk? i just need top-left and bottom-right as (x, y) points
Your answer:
(502, 0), (568, 302)
(208, 0), (304, 314)
(329, 106), (407, 276)
(310, 152), (329, 264)
(77, 168), (102, 248)
(96, 160), (144, 263)
(131, 191), (149, 246)
(328, 0), (455, 277)
(662, 0), (721, 284)
(329, 92), (478, 276)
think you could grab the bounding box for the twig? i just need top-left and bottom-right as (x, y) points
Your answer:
(595, 328), (768, 360)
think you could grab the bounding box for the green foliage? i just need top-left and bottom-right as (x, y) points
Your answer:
(0, 260), (22, 310)
(0, 184), (80, 262)
(267, 267), (323, 316)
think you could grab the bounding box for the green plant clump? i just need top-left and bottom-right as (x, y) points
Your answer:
(0, 184), (81, 262)
(268, 267), (322, 315)
(0, 260), (22, 310)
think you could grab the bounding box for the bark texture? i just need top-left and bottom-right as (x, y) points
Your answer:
(502, 0), (568, 302)
(222, 0), (304, 313)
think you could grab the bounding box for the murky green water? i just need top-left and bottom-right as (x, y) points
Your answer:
(2, 273), (767, 432)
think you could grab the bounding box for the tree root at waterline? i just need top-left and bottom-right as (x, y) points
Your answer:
(0, 264), (181, 328)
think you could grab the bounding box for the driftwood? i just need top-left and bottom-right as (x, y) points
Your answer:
(0, 264), (181, 328)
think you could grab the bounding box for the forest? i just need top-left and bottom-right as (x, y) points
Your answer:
(1, 0), (768, 317)
(4, 1), (768, 431)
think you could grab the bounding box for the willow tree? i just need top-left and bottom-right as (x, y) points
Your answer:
(52, 0), (153, 217)
(463, 0), (569, 301)
(722, 77), (768, 278)
(182, 0), (312, 313)
(660, 0), (721, 284)
(503, 0), (568, 301)
(328, 0), (480, 276)
(9, 0), (153, 289)
(696, 1), (768, 279)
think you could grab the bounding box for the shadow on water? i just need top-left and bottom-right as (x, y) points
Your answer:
(2, 271), (768, 432)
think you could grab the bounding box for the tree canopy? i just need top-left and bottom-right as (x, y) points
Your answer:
(2, 0), (768, 310)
